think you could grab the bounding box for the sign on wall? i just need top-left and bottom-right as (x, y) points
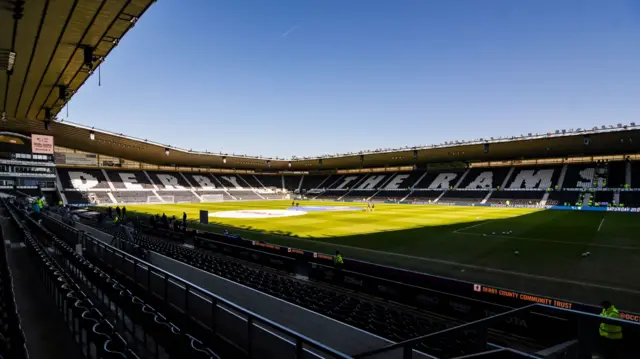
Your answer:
(31, 134), (54, 154)
(54, 152), (98, 166)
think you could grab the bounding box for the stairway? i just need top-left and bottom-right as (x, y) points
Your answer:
(453, 168), (470, 189)
(53, 168), (68, 205)
(481, 190), (493, 204)
(337, 175), (370, 200)
(626, 161), (632, 186)
(433, 191), (446, 203)
(296, 175), (304, 193)
(613, 191), (621, 206)
(366, 173), (398, 201)
(556, 164), (568, 190)
(400, 171), (428, 202)
(500, 167), (515, 189)
(540, 192), (550, 205)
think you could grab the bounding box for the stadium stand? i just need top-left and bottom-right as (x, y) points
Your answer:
(147, 171), (192, 190)
(608, 161), (628, 188)
(52, 162), (640, 210)
(630, 162), (640, 188)
(456, 167), (512, 190)
(486, 191), (545, 205)
(283, 175), (301, 192)
(259, 174), (283, 189)
(504, 165), (562, 190)
(545, 191), (581, 206)
(83, 219), (547, 358)
(439, 190), (489, 204)
(0, 215), (28, 359)
(560, 163), (596, 189)
(57, 168), (111, 190)
(104, 169), (155, 189)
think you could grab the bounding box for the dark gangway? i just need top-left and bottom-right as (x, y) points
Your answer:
(0, 205), (80, 359)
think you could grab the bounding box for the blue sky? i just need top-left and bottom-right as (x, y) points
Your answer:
(68, 0), (640, 158)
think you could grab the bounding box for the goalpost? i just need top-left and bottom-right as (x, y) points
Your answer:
(201, 194), (224, 202)
(146, 195), (175, 204)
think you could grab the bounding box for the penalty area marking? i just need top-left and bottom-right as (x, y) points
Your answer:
(196, 221), (640, 296)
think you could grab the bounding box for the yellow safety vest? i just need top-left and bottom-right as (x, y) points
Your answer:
(335, 254), (344, 265)
(599, 306), (623, 339)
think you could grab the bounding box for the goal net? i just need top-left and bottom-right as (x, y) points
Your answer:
(201, 194), (224, 202)
(147, 195), (175, 204)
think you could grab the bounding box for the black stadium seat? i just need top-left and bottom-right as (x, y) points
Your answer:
(87, 220), (489, 358)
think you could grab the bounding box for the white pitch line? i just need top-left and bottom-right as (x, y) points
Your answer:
(597, 217), (605, 232)
(197, 222), (640, 295)
(453, 231), (640, 250)
(451, 220), (495, 233)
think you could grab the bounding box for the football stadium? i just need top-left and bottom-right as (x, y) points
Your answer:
(1, 1), (639, 359)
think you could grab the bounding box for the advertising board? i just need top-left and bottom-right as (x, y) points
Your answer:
(54, 152), (98, 165)
(31, 134), (54, 154)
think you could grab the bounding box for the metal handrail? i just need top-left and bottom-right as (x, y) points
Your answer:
(77, 228), (352, 359)
(352, 304), (539, 358)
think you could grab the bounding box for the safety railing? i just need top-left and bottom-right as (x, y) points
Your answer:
(351, 303), (640, 359)
(44, 214), (352, 359)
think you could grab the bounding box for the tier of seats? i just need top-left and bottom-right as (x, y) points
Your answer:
(631, 162), (640, 188)
(106, 170), (154, 189)
(608, 161), (627, 188)
(375, 190), (411, 201)
(561, 164), (595, 189)
(619, 192), (640, 207)
(4, 202), (137, 358)
(5, 200), (222, 359)
(439, 190), (489, 203)
(456, 167), (511, 190)
(259, 175), (283, 189)
(56, 164), (640, 206)
(486, 191), (545, 205)
(405, 190), (444, 202)
(505, 165), (562, 190)
(0, 208), (28, 359)
(545, 191), (580, 206)
(283, 175), (301, 191)
(94, 222), (481, 358)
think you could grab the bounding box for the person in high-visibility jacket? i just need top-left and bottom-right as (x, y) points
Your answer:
(113, 216), (120, 225)
(598, 301), (623, 358)
(334, 251), (344, 266)
(600, 301), (623, 339)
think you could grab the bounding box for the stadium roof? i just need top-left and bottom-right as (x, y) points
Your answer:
(0, 0), (154, 123)
(1, 1), (638, 171)
(4, 118), (640, 171)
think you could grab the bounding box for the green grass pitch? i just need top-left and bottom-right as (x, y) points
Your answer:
(124, 200), (640, 312)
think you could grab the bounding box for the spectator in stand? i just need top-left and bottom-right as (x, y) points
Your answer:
(122, 206), (127, 218)
(108, 206), (113, 218)
(182, 212), (187, 231)
(116, 206), (121, 218)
